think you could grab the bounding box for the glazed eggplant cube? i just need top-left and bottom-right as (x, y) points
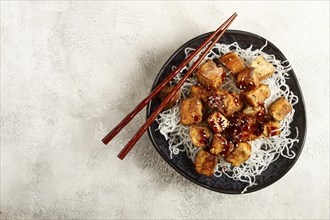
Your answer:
(268, 97), (292, 121)
(219, 52), (246, 76)
(263, 120), (281, 137)
(243, 105), (266, 126)
(247, 123), (264, 141)
(240, 84), (271, 107)
(243, 105), (265, 117)
(210, 134), (234, 157)
(189, 125), (211, 147)
(195, 150), (217, 176)
(250, 56), (275, 81)
(235, 67), (260, 91)
(180, 98), (203, 125)
(190, 84), (213, 103)
(208, 90), (243, 118)
(158, 85), (181, 109)
(223, 112), (262, 142)
(207, 111), (229, 134)
(225, 142), (252, 167)
(195, 60), (224, 90)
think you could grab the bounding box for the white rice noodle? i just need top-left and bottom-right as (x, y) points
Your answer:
(156, 42), (299, 193)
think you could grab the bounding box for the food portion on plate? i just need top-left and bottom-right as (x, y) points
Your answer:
(160, 51), (292, 175)
(156, 42), (299, 193)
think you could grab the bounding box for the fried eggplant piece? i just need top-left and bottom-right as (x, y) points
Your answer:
(268, 97), (292, 121)
(248, 126), (264, 141)
(236, 67), (260, 91)
(219, 52), (246, 76)
(263, 120), (281, 137)
(250, 56), (275, 81)
(243, 105), (267, 124)
(210, 134), (234, 157)
(189, 125), (211, 147)
(158, 85), (181, 109)
(195, 150), (217, 176)
(243, 105), (265, 117)
(208, 90), (243, 117)
(240, 84), (270, 107)
(190, 84), (213, 103)
(195, 60), (224, 90)
(207, 111), (230, 134)
(225, 142), (252, 167)
(180, 98), (203, 125)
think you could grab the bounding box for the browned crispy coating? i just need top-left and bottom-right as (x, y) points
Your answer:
(268, 97), (292, 121)
(195, 150), (217, 176)
(240, 84), (270, 107)
(180, 98), (203, 125)
(223, 112), (263, 142)
(195, 60), (224, 90)
(225, 142), (252, 167)
(190, 84), (213, 103)
(243, 106), (265, 117)
(158, 86), (181, 109)
(263, 120), (281, 137)
(210, 134), (234, 157)
(219, 52), (246, 76)
(250, 56), (275, 81)
(208, 90), (243, 118)
(189, 125), (211, 147)
(236, 67), (260, 91)
(207, 111), (229, 134)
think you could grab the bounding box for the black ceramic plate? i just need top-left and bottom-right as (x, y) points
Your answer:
(147, 30), (306, 194)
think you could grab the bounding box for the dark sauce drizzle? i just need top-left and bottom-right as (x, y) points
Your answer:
(198, 129), (209, 145)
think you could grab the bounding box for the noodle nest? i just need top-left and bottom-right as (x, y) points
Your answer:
(156, 42), (299, 193)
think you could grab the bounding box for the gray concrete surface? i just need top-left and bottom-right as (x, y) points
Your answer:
(1, 1), (329, 219)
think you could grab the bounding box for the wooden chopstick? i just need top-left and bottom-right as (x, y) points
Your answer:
(117, 14), (237, 160)
(102, 12), (237, 145)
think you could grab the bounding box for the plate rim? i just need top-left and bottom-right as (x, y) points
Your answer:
(146, 29), (307, 194)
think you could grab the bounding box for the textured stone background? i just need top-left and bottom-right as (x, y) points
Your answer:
(1, 1), (329, 219)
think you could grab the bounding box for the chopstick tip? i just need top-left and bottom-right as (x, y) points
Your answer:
(101, 138), (107, 145)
